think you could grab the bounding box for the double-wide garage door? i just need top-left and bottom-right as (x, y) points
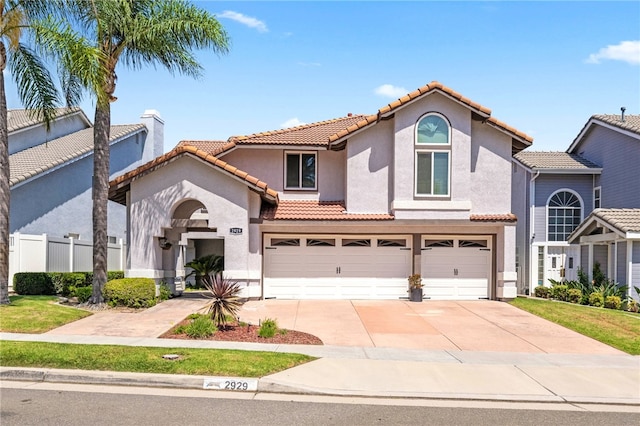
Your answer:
(263, 234), (412, 299)
(263, 234), (492, 300)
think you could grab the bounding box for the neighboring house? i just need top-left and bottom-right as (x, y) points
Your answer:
(110, 82), (532, 301)
(9, 107), (164, 242)
(512, 113), (640, 299)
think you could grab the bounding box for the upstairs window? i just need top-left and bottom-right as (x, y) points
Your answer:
(285, 152), (316, 190)
(548, 190), (582, 241)
(594, 187), (601, 209)
(415, 113), (450, 196)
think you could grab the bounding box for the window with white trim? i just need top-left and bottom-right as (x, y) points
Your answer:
(548, 190), (582, 241)
(415, 113), (450, 196)
(593, 186), (601, 209)
(285, 152), (316, 190)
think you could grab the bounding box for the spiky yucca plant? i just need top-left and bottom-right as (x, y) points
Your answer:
(201, 274), (242, 329)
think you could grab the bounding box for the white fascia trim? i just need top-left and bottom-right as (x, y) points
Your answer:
(392, 200), (472, 211)
(626, 232), (640, 239)
(10, 127), (146, 190)
(531, 168), (602, 175)
(567, 119), (640, 153)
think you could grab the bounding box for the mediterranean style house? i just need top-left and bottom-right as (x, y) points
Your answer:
(512, 113), (640, 299)
(9, 107), (164, 242)
(109, 82), (533, 300)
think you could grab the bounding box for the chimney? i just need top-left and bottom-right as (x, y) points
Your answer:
(621, 107), (626, 122)
(140, 110), (164, 161)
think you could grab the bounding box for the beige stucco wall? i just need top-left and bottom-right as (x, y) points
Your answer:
(221, 148), (345, 201)
(126, 155), (260, 293)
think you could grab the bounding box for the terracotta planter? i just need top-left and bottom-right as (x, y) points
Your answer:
(409, 287), (423, 302)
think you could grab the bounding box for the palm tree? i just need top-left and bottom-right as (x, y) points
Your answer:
(0, 0), (102, 304)
(64, 0), (229, 304)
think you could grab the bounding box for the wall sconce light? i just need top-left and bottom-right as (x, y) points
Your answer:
(159, 237), (172, 250)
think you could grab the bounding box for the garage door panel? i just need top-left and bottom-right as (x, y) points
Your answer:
(264, 235), (411, 299)
(421, 238), (491, 300)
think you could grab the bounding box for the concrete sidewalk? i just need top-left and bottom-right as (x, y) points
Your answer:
(2, 332), (639, 405)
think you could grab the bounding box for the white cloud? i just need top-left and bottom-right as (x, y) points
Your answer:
(374, 84), (408, 98)
(586, 40), (640, 65)
(281, 118), (306, 128)
(218, 11), (268, 33)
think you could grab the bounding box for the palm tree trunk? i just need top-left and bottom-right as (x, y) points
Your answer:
(0, 45), (11, 305)
(91, 102), (110, 304)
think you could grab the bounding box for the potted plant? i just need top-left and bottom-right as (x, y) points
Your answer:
(185, 254), (224, 288)
(408, 274), (423, 302)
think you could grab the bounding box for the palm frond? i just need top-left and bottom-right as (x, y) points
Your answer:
(8, 43), (59, 129)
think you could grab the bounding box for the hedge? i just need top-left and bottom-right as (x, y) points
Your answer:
(104, 278), (157, 308)
(13, 271), (125, 296)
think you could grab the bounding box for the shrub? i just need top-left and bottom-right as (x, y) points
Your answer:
(104, 278), (157, 308)
(73, 286), (93, 303)
(184, 315), (216, 338)
(627, 300), (639, 313)
(588, 292), (604, 308)
(202, 274), (242, 328)
(159, 282), (171, 301)
(550, 284), (568, 302)
(13, 273), (55, 295)
(604, 295), (622, 310)
(258, 318), (279, 338)
(50, 273), (88, 296)
(534, 286), (550, 298)
(567, 288), (582, 304)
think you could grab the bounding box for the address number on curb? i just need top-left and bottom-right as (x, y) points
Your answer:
(203, 377), (258, 391)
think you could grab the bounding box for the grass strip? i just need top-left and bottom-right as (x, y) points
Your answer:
(0, 296), (92, 333)
(0, 341), (315, 377)
(509, 297), (640, 355)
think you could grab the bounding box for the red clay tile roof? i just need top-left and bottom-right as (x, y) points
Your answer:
(176, 140), (229, 154)
(109, 145), (278, 205)
(470, 214), (517, 222)
(261, 200), (395, 221)
(328, 81), (533, 151)
(230, 115), (369, 146)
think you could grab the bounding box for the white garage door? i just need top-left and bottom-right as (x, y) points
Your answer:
(420, 237), (491, 300)
(263, 235), (412, 299)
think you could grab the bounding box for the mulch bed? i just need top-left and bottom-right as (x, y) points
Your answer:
(160, 318), (323, 345)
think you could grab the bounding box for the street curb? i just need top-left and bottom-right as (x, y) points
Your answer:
(3, 367), (639, 406)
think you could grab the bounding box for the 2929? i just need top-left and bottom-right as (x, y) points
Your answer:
(224, 380), (249, 391)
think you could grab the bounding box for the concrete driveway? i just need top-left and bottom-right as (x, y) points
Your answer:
(238, 300), (624, 355)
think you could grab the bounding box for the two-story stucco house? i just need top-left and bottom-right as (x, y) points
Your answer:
(512, 113), (640, 298)
(109, 82), (533, 300)
(9, 107), (164, 241)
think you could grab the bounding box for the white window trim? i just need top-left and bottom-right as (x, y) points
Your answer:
(284, 151), (317, 191)
(593, 186), (601, 210)
(545, 188), (584, 242)
(415, 112), (451, 146)
(414, 149), (451, 197)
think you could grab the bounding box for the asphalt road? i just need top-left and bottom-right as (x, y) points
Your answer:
(2, 383), (638, 426)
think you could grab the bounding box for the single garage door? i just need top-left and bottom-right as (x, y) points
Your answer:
(263, 234), (412, 299)
(420, 237), (492, 300)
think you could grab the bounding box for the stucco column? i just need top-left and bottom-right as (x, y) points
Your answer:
(497, 224), (518, 300)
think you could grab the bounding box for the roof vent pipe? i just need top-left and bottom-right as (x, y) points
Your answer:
(621, 106), (626, 122)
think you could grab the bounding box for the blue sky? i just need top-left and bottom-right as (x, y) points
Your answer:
(7, 1), (640, 153)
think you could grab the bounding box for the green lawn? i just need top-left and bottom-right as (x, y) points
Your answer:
(0, 341), (314, 377)
(0, 295), (92, 333)
(509, 297), (640, 355)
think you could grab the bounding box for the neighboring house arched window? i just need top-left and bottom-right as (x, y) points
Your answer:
(415, 113), (450, 196)
(547, 190), (582, 241)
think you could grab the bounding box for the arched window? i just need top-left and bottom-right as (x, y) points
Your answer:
(548, 191), (582, 241)
(415, 113), (450, 196)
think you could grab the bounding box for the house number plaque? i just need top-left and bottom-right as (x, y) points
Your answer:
(229, 228), (243, 235)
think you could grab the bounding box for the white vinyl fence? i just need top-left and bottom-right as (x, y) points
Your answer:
(8, 233), (125, 290)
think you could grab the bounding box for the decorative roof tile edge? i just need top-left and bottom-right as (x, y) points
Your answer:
(470, 214), (518, 222)
(328, 81), (533, 147)
(108, 145), (279, 204)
